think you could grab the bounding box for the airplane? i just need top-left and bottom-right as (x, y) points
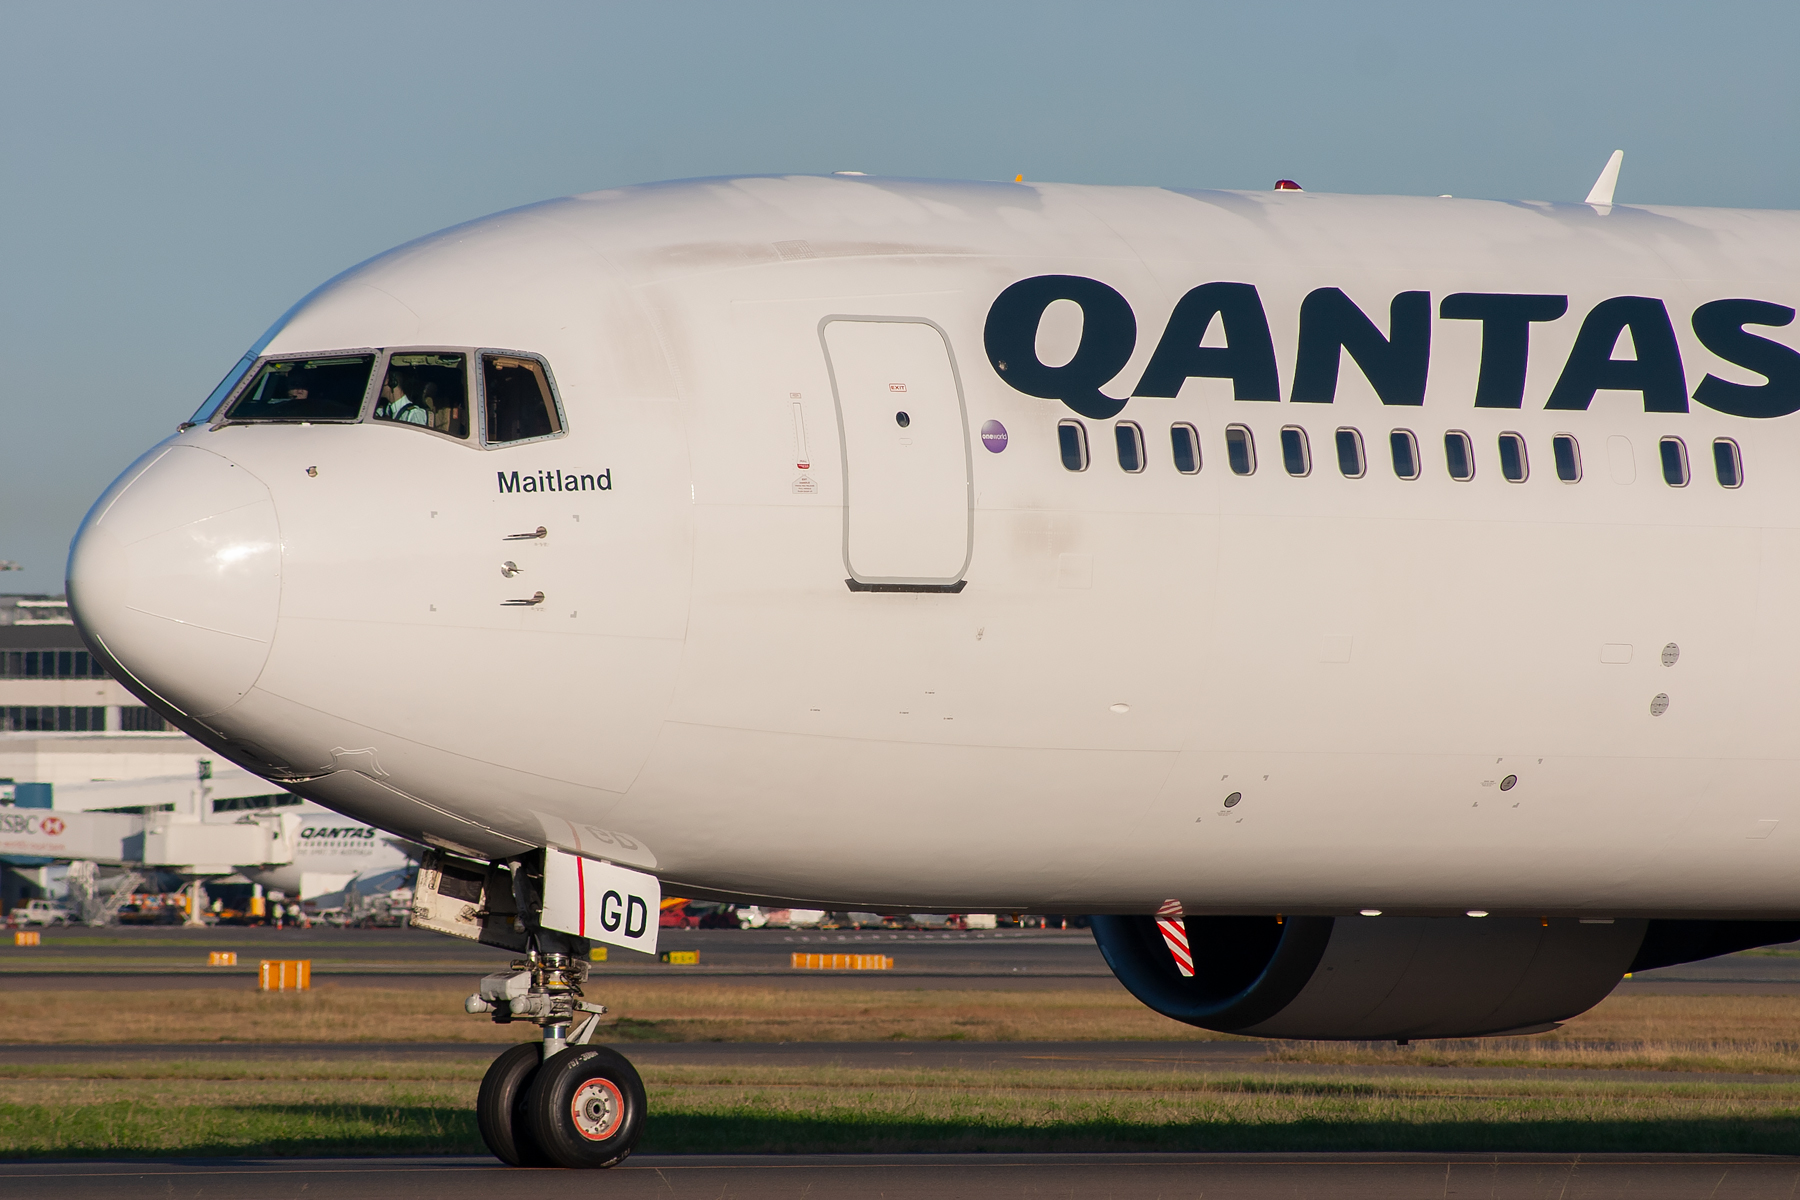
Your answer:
(238, 807), (420, 901)
(64, 157), (1800, 1167)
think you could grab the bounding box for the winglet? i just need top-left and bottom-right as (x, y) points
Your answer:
(1584, 150), (1623, 206)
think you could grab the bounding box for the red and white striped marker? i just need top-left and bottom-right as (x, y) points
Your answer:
(1155, 898), (1194, 977)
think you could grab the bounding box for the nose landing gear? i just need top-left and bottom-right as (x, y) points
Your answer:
(467, 944), (645, 1168)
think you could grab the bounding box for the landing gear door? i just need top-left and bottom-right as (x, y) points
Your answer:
(821, 317), (973, 590)
(413, 849), (527, 951)
(540, 847), (661, 956)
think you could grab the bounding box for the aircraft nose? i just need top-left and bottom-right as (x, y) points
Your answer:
(68, 445), (281, 720)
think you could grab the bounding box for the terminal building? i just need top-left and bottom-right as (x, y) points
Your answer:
(0, 595), (294, 795)
(0, 595), (172, 735)
(0, 595), (326, 915)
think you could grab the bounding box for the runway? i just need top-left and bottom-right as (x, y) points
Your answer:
(0, 925), (1121, 987)
(10, 1153), (1800, 1199)
(6, 924), (1800, 992)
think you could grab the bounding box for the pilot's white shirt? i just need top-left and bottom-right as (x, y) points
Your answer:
(380, 391), (428, 425)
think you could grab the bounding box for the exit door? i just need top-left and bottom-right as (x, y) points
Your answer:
(821, 318), (973, 590)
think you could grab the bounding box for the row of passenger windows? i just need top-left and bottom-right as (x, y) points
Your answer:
(219, 349), (563, 446)
(1057, 421), (1745, 489)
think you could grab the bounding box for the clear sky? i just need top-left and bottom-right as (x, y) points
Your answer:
(3, 1), (1796, 593)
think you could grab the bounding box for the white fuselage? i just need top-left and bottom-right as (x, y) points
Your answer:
(239, 807), (416, 896)
(66, 176), (1800, 919)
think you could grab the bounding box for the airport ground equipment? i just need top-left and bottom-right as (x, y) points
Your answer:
(791, 952), (893, 969)
(63, 861), (145, 926)
(258, 959), (310, 990)
(421, 849), (648, 1168)
(2, 803), (301, 924)
(9, 897), (72, 926)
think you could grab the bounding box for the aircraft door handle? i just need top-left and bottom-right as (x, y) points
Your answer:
(504, 526), (547, 541)
(502, 592), (545, 607)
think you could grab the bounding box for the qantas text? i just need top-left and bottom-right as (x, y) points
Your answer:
(984, 276), (1800, 421)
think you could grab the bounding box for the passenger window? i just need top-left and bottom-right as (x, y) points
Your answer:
(1389, 430), (1420, 480)
(1498, 433), (1528, 483)
(482, 354), (563, 444)
(1660, 437), (1689, 486)
(1170, 424), (1201, 474)
(1552, 434), (1581, 482)
(376, 353), (469, 438)
(1713, 438), (1743, 488)
(226, 355), (375, 422)
(1335, 428), (1365, 478)
(1115, 422), (1145, 473)
(1280, 426), (1310, 476)
(1225, 425), (1256, 476)
(1444, 431), (1475, 481)
(1058, 420), (1089, 471)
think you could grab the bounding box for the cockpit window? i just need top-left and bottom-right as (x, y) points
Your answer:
(376, 353), (469, 439)
(483, 354), (562, 444)
(226, 355), (375, 422)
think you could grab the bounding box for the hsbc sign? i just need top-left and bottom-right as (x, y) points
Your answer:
(0, 808), (135, 862)
(0, 811), (60, 836)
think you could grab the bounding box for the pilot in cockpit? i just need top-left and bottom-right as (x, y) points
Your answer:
(376, 370), (428, 426)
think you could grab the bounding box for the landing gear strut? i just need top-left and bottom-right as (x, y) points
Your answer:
(466, 940), (646, 1168)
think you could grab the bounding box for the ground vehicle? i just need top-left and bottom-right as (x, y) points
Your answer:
(10, 898), (72, 926)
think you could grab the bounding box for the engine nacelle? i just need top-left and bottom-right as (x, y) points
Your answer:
(1091, 914), (1800, 1041)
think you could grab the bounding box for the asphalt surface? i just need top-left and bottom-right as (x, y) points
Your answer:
(7, 924), (1800, 992)
(1618, 948), (1800, 994)
(0, 925), (1124, 988)
(10, 1154), (1800, 1199)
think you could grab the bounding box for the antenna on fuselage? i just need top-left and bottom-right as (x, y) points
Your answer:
(1584, 150), (1623, 207)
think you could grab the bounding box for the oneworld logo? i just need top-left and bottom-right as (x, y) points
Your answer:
(983, 276), (1800, 420)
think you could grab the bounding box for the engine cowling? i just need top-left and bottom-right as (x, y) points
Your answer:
(1091, 915), (1800, 1041)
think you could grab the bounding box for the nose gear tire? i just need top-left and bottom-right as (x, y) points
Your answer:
(477, 1043), (555, 1167)
(523, 1045), (646, 1169)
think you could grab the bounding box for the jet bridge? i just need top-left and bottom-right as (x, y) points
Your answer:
(2, 802), (299, 925)
(0, 803), (296, 872)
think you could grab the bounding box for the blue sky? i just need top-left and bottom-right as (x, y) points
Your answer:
(3, 1), (1796, 593)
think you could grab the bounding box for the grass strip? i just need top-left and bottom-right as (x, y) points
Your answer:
(8, 1062), (1800, 1158)
(9, 988), (1800, 1077)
